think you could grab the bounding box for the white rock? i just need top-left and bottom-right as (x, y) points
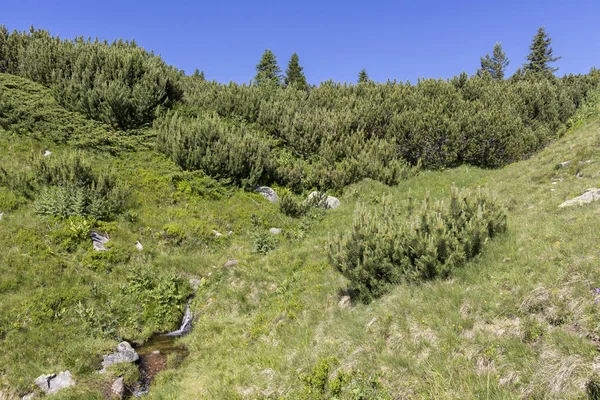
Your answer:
(255, 186), (278, 203)
(269, 228), (282, 235)
(34, 371), (75, 394)
(101, 341), (139, 370)
(42, 150), (52, 157)
(212, 230), (223, 237)
(558, 188), (600, 208)
(0, 212), (4, 220)
(135, 240), (143, 251)
(306, 191), (341, 209)
(111, 377), (124, 398)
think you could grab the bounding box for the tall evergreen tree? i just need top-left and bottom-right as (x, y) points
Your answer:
(284, 53), (307, 89)
(254, 49), (281, 86)
(478, 42), (509, 80)
(524, 27), (561, 75)
(192, 68), (205, 81)
(358, 69), (370, 84)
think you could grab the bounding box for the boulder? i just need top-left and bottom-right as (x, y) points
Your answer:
(558, 188), (600, 208)
(223, 259), (239, 268)
(91, 232), (110, 251)
(555, 160), (572, 169)
(189, 278), (202, 291)
(255, 186), (278, 203)
(34, 371), (75, 395)
(111, 377), (124, 398)
(101, 341), (139, 370)
(306, 191), (341, 210)
(269, 228), (282, 235)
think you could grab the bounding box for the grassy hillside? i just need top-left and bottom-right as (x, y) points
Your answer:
(1, 71), (600, 400)
(142, 106), (600, 399)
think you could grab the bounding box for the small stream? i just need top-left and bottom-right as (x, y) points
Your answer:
(129, 302), (193, 397)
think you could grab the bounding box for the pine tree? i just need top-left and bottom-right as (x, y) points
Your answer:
(284, 53), (307, 89)
(478, 42), (509, 80)
(192, 68), (205, 81)
(524, 27), (561, 75)
(254, 49), (281, 86)
(358, 69), (370, 84)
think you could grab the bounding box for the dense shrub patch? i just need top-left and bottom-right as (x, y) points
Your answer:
(328, 187), (507, 302)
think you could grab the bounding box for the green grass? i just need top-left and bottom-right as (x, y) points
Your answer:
(1, 72), (600, 399)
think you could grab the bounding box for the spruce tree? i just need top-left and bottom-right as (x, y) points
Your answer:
(284, 53), (307, 89)
(192, 68), (205, 81)
(358, 69), (370, 84)
(254, 49), (282, 86)
(524, 27), (561, 75)
(478, 42), (509, 80)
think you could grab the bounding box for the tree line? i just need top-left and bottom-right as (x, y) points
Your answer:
(1, 24), (598, 193)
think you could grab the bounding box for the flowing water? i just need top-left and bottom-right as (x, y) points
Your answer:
(130, 302), (192, 397)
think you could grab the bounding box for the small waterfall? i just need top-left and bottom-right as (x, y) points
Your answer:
(164, 302), (193, 337)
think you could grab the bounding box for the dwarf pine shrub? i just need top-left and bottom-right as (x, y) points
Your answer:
(328, 186), (507, 302)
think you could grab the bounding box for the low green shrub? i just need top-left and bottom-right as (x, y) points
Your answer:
(279, 192), (309, 218)
(328, 186), (507, 302)
(27, 153), (128, 220)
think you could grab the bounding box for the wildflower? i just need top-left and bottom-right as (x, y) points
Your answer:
(595, 288), (600, 294)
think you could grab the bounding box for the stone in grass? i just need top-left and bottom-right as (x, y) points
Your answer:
(91, 232), (110, 251)
(223, 259), (239, 268)
(269, 228), (282, 235)
(558, 188), (600, 208)
(306, 191), (341, 209)
(111, 377), (124, 398)
(101, 341), (139, 371)
(34, 371), (76, 395)
(338, 296), (351, 309)
(255, 186), (278, 203)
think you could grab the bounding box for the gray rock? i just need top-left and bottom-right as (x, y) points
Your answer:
(255, 186), (278, 203)
(91, 232), (110, 251)
(48, 371), (76, 395)
(111, 377), (124, 398)
(326, 196), (341, 209)
(338, 296), (351, 309)
(34, 371), (75, 395)
(558, 188), (600, 208)
(223, 259), (239, 268)
(269, 228), (282, 235)
(189, 278), (202, 291)
(555, 160), (572, 169)
(34, 374), (55, 392)
(101, 341), (139, 370)
(22, 393), (38, 400)
(306, 191), (341, 210)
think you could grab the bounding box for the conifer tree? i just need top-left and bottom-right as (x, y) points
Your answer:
(358, 69), (370, 84)
(192, 68), (205, 81)
(254, 49), (281, 86)
(524, 27), (561, 75)
(478, 42), (509, 80)
(284, 53), (307, 89)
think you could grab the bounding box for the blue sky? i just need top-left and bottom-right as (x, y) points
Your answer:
(3, 0), (599, 84)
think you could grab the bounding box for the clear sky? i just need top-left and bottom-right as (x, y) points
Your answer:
(3, 0), (599, 84)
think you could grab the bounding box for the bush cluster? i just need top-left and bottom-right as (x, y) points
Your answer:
(0, 153), (128, 220)
(328, 187), (507, 302)
(153, 71), (599, 192)
(0, 25), (182, 129)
